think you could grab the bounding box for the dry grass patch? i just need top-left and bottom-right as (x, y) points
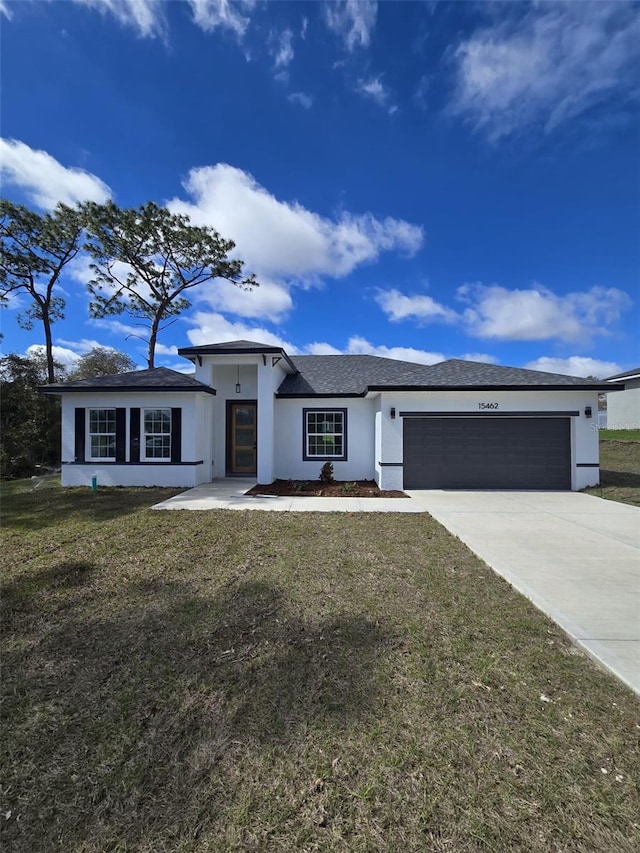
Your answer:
(1, 484), (639, 852)
(585, 436), (640, 507)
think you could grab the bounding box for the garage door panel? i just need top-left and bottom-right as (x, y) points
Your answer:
(403, 417), (571, 490)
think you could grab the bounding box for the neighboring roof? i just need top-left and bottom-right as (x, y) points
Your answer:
(40, 366), (216, 395)
(606, 367), (640, 382)
(178, 339), (298, 373)
(277, 356), (616, 396)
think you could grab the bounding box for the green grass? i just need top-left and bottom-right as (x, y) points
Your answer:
(1, 486), (639, 852)
(585, 434), (640, 507)
(599, 428), (640, 442)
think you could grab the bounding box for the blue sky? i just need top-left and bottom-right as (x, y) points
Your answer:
(1, 0), (638, 378)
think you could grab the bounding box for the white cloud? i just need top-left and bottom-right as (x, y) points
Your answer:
(188, 0), (256, 38)
(0, 1), (12, 20)
(91, 317), (150, 341)
(270, 28), (294, 74)
(458, 283), (631, 343)
(288, 92), (313, 109)
(461, 353), (499, 365)
(356, 76), (396, 113)
(524, 356), (622, 380)
(156, 359), (196, 374)
(186, 311), (296, 351)
(343, 335), (445, 365)
(0, 138), (112, 210)
(56, 337), (113, 354)
(27, 343), (82, 371)
(305, 342), (343, 356)
(375, 288), (458, 324)
(72, 0), (166, 39)
(450, 3), (640, 141)
(324, 0), (377, 51)
(199, 275), (292, 321)
(154, 342), (179, 356)
(168, 162), (423, 281)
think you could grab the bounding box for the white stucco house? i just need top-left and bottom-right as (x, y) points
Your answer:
(41, 339), (620, 491)
(605, 367), (640, 429)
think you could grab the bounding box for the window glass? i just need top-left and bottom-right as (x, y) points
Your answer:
(305, 410), (346, 459)
(144, 408), (171, 459)
(89, 409), (116, 459)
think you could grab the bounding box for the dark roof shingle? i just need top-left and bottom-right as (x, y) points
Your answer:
(41, 366), (215, 394)
(277, 356), (613, 396)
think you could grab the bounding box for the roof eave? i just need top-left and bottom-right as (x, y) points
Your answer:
(178, 344), (299, 374)
(365, 383), (618, 392)
(275, 391), (366, 399)
(39, 385), (216, 395)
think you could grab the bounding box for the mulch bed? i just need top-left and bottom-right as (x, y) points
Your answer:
(246, 479), (407, 498)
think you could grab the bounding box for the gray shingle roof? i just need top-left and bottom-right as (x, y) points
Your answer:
(178, 341), (282, 354)
(606, 366), (640, 381)
(400, 359), (608, 388)
(280, 355), (439, 395)
(40, 367), (215, 395)
(278, 356), (613, 396)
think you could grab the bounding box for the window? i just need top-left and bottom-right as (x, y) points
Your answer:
(303, 409), (347, 461)
(89, 409), (116, 459)
(143, 408), (171, 459)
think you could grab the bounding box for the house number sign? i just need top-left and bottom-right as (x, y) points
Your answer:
(478, 402), (499, 410)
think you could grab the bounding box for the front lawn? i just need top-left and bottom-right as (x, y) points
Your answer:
(1, 486), (639, 852)
(585, 433), (640, 507)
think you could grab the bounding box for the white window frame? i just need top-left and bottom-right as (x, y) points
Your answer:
(88, 408), (116, 461)
(303, 408), (347, 461)
(142, 407), (172, 462)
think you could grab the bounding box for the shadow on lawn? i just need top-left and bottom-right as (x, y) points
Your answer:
(1, 486), (182, 531)
(2, 572), (389, 851)
(0, 560), (97, 617)
(598, 469), (640, 488)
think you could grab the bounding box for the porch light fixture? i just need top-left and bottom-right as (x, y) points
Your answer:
(584, 405), (592, 419)
(390, 407), (396, 419)
(235, 366), (241, 394)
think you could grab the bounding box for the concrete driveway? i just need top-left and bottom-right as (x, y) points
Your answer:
(407, 490), (640, 696)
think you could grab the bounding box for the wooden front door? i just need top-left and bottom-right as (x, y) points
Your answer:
(227, 401), (257, 475)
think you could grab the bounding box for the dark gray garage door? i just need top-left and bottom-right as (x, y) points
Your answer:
(403, 417), (571, 490)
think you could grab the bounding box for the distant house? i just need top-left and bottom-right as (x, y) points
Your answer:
(605, 367), (640, 429)
(41, 339), (618, 491)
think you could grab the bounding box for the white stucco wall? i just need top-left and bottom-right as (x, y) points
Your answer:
(374, 389), (601, 491)
(606, 380), (640, 429)
(194, 356), (289, 480)
(59, 390), (213, 487)
(274, 397), (376, 482)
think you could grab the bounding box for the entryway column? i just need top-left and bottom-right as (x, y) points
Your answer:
(256, 362), (275, 484)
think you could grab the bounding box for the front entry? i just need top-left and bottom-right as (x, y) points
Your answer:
(227, 401), (257, 475)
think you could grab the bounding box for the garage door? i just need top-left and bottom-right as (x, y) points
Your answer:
(403, 417), (571, 490)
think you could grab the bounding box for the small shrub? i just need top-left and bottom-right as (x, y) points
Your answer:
(319, 462), (334, 484)
(341, 481), (357, 494)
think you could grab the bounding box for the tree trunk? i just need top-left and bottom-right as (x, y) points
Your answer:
(147, 315), (160, 369)
(43, 313), (55, 384)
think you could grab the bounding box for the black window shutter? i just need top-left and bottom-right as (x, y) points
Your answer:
(130, 408), (140, 463)
(74, 408), (85, 462)
(171, 408), (182, 463)
(115, 408), (126, 463)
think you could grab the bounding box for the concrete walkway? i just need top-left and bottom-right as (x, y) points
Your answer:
(407, 490), (640, 696)
(151, 479), (425, 513)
